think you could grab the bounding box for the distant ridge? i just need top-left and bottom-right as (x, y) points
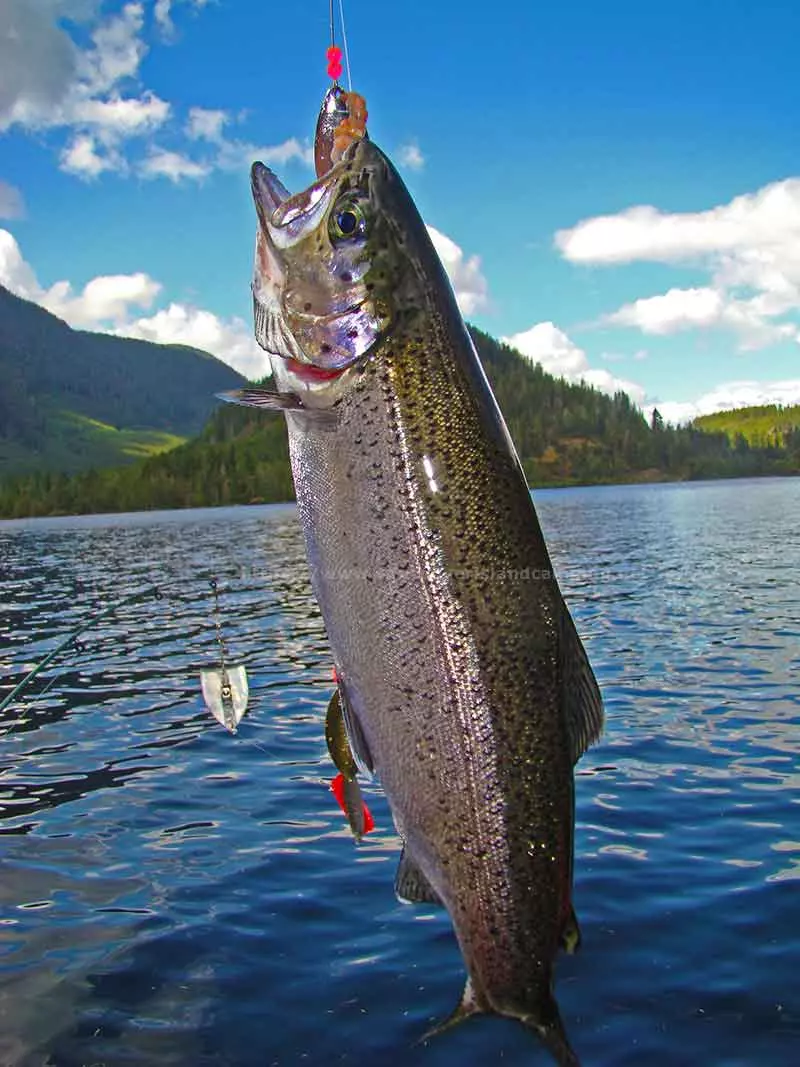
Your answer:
(692, 404), (800, 449)
(0, 284), (245, 478)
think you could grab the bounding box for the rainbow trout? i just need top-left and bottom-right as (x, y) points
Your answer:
(228, 130), (603, 1065)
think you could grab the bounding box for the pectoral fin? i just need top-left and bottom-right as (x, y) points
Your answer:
(395, 847), (443, 906)
(216, 387), (305, 412)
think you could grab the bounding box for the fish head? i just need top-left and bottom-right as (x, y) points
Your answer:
(251, 138), (433, 391)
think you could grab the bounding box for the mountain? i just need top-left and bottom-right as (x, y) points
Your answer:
(0, 284), (246, 478)
(1, 327), (797, 519)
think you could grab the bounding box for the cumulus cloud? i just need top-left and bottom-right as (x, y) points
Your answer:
(154, 0), (210, 38)
(139, 147), (211, 182)
(118, 304), (264, 377)
(44, 272), (162, 327)
(220, 136), (313, 171)
(0, 0), (81, 131)
(60, 133), (122, 178)
(427, 226), (489, 316)
(0, 228), (40, 296)
(603, 286), (799, 350)
(186, 106), (228, 142)
(0, 181), (25, 219)
(398, 142), (425, 171)
(1, 226), (160, 325)
(0, 2), (309, 185)
(0, 2), (177, 180)
(504, 321), (646, 404)
(556, 177), (800, 350)
(0, 227), (263, 377)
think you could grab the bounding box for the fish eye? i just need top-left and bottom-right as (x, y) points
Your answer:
(330, 200), (365, 242)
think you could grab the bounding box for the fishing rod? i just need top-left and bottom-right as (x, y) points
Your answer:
(0, 585), (162, 717)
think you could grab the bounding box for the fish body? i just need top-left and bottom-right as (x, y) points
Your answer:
(240, 137), (603, 1065)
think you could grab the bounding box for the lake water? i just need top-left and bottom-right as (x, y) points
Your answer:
(1, 478), (798, 1066)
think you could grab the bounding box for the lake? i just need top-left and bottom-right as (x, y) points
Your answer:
(1, 478), (798, 1066)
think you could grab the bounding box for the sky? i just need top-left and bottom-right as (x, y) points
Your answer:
(1, 0), (799, 424)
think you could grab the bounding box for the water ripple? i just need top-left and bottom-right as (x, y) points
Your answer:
(1, 481), (798, 1065)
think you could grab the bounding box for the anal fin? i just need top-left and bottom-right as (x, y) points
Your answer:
(395, 847), (442, 906)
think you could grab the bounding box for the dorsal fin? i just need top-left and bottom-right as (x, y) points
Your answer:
(560, 605), (604, 764)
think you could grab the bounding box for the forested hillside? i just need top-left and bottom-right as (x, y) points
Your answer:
(692, 404), (800, 450)
(1, 327), (796, 519)
(0, 284), (245, 477)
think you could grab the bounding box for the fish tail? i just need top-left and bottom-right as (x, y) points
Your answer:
(523, 992), (581, 1067)
(417, 978), (481, 1044)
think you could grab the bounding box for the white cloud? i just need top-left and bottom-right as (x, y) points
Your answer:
(1, 226), (160, 326)
(398, 142), (425, 171)
(155, 0), (210, 38)
(60, 133), (123, 178)
(0, 2), (306, 185)
(504, 321), (646, 404)
(218, 136), (313, 172)
(71, 91), (170, 138)
(0, 227), (263, 378)
(118, 304), (264, 377)
(0, 181), (25, 220)
(154, 0), (174, 33)
(139, 147), (210, 182)
(604, 286), (799, 350)
(556, 177), (800, 351)
(427, 225), (489, 316)
(0, 228), (40, 297)
(186, 106), (228, 142)
(77, 1), (147, 96)
(605, 286), (724, 334)
(44, 272), (162, 327)
(1, 2), (170, 179)
(0, 0), (81, 131)
(653, 379), (800, 426)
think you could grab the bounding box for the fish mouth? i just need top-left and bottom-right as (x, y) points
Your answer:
(251, 161), (340, 248)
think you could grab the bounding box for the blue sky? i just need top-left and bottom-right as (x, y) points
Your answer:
(1, 0), (799, 423)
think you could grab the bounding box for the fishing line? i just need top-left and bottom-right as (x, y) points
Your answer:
(326, 0), (352, 90)
(0, 585), (162, 718)
(338, 0), (352, 91)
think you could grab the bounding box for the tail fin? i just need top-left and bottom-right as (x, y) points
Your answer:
(420, 980), (580, 1066)
(523, 992), (581, 1067)
(418, 979), (481, 1045)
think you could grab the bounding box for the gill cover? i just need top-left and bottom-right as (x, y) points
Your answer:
(251, 141), (391, 372)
